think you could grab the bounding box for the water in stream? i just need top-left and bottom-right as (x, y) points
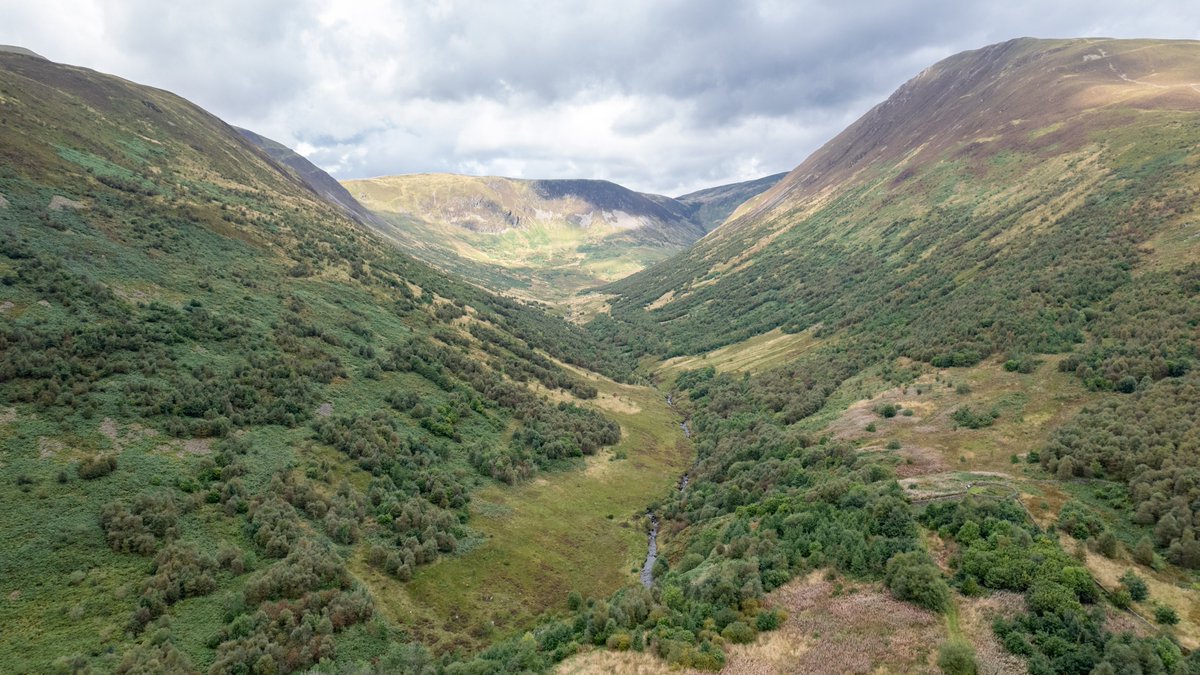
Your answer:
(642, 393), (692, 588)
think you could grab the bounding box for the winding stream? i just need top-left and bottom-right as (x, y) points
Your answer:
(642, 393), (691, 588)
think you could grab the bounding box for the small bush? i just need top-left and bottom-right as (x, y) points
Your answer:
(1154, 604), (1179, 625)
(874, 403), (899, 418)
(937, 640), (977, 675)
(1119, 571), (1149, 602)
(79, 454), (117, 480)
(951, 406), (997, 429)
(720, 621), (755, 644)
(886, 440), (902, 450)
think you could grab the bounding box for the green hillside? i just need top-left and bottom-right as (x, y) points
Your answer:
(0, 50), (657, 672)
(344, 173), (781, 304)
(579, 37), (1200, 672)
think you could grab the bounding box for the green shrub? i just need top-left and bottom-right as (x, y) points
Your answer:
(1154, 604), (1179, 625)
(886, 439), (902, 450)
(885, 551), (950, 612)
(720, 621), (755, 644)
(1119, 570), (1149, 602)
(874, 403), (899, 418)
(937, 640), (977, 675)
(952, 406), (997, 429)
(755, 609), (784, 631)
(78, 454), (117, 479)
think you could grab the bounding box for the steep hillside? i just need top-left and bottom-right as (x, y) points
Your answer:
(674, 171), (787, 232)
(236, 126), (384, 227)
(605, 37), (1200, 362)
(0, 50), (653, 672)
(582, 37), (1200, 673)
(343, 173), (705, 302)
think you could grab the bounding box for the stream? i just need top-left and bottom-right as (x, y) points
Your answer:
(641, 393), (692, 588)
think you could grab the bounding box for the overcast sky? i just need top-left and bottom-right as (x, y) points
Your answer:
(2, 1), (1198, 195)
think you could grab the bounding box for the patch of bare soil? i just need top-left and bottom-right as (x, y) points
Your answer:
(155, 438), (213, 456)
(959, 592), (1026, 675)
(0, 407), (16, 424)
(893, 444), (951, 477)
(37, 437), (64, 459)
(48, 195), (84, 211)
(0, 301), (13, 313)
(316, 402), (334, 417)
(0, 193), (9, 208)
(739, 575), (942, 674)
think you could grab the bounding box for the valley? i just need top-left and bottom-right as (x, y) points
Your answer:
(343, 172), (784, 305)
(1, 34), (1199, 675)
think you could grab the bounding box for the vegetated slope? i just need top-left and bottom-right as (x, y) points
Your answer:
(606, 37), (1200, 361)
(344, 173), (780, 303)
(578, 37), (1200, 673)
(673, 171), (788, 232)
(0, 50), (639, 673)
(236, 126), (384, 227)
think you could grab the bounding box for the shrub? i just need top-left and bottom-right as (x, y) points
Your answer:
(1110, 587), (1132, 609)
(720, 621), (755, 644)
(605, 631), (632, 651)
(1133, 536), (1155, 566)
(755, 609), (784, 631)
(886, 439), (902, 450)
(100, 493), (179, 555)
(937, 640), (977, 675)
(78, 454), (118, 479)
(1154, 604), (1179, 625)
(567, 590), (582, 611)
(1119, 571), (1149, 602)
(951, 406), (997, 429)
(885, 551), (950, 612)
(874, 403), (899, 418)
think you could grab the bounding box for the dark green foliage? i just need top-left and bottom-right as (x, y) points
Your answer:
(131, 542), (217, 631)
(99, 492), (180, 555)
(921, 498), (1179, 674)
(720, 621), (755, 644)
(1119, 570), (1149, 602)
(885, 551), (950, 612)
(77, 454), (117, 479)
(1056, 501), (1108, 540)
(874, 403), (899, 418)
(1154, 604), (1179, 626)
(1041, 372), (1200, 563)
(938, 640), (978, 675)
(951, 406), (998, 429)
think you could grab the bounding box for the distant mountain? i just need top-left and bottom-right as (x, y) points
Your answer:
(675, 171), (787, 232)
(344, 172), (782, 302)
(236, 127), (383, 227)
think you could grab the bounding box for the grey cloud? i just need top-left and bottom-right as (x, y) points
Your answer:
(0, 0), (1197, 194)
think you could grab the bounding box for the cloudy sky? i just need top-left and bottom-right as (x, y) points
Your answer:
(2, 1), (1198, 195)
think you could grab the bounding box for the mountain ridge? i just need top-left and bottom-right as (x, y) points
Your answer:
(343, 171), (783, 302)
